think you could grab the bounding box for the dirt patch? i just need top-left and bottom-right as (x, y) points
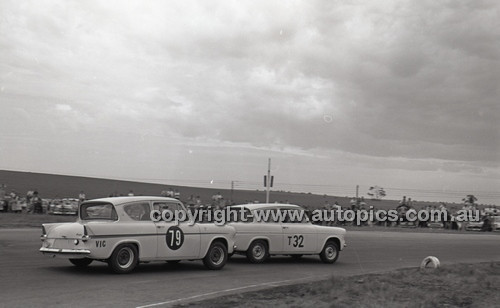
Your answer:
(178, 262), (500, 308)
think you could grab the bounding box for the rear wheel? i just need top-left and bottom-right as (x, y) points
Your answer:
(108, 244), (138, 274)
(203, 241), (228, 270)
(69, 258), (93, 268)
(319, 241), (339, 264)
(247, 240), (269, 263)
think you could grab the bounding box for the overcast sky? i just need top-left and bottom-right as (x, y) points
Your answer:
(1, 0), (499, 203)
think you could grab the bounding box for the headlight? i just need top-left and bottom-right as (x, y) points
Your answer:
(74, 239), (80, 245)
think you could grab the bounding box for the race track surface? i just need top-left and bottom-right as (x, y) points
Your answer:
(1, 229), (499, 307)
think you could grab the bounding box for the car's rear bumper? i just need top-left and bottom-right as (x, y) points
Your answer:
(40, 247), (91, 255)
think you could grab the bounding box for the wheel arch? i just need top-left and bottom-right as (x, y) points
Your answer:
(107, 240), (141, 260)
(239, 236), (270, 252)
(201, 237), (228, 257)
(321, 237), (340, 252)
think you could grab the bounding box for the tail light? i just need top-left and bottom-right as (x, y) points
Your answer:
(82, 225), (90, 242)
(40, 225), (47, 241)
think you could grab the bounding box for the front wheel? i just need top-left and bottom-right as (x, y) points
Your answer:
(203, 241), (228, 270)
(246, 240), (269, 263)
(69, 258), (93, 268)
(108, 244), (138, 274)
(319, 241), (339, 264)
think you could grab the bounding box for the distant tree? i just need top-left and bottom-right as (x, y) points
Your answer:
(462, 194), (477, 206)
(367, 186), (386, 200)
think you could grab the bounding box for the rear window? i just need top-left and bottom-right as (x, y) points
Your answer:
(80, 202), (118, 220)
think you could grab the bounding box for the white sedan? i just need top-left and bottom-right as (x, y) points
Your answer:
(40, 196), (236, 273)
(228, 203), (346, 263)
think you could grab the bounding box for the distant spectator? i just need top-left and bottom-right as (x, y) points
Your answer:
(174, 189), (180, 200)
(26, 190), (34, 205)
(0, 184), (6, 201)
(350, 198), (357, 210)
(399, 196), (407, 207)
(78, 191), (86, 204)
(32, 191), (43, 214)
(481, 215), (492, 232)
(128, 190), (134, 196)
(359, 197), (367, 210)
(0, 184), (7, 212)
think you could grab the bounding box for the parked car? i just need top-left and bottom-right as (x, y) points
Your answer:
(51, 198), (79, 215)
(228, 203), (346, 263)
(40, 196), (236, 273)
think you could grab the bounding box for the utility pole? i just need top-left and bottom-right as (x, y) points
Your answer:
(264, 158), (273, 203)
(230, 181), (234, 205)
(356, 185), (359, 201)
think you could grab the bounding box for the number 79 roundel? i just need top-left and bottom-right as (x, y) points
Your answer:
(166, 226), (184, 250)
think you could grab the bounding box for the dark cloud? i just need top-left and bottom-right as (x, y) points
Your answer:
(1, 0), (499, 200)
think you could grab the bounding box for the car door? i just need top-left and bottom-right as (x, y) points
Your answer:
(153, 201), (201, 259)
(280, 209), (317, 253)
(120, 201), (158, 260)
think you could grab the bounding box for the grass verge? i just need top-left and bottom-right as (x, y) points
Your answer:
(0, 212), (76, 228)
(178, 262), (500, 308)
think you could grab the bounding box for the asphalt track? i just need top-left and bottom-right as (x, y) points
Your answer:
(1, 228), (499, 307)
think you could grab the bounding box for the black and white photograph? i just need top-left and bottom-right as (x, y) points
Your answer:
(1, 0), (499, 307)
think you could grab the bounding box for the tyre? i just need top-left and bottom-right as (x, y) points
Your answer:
(203, 241), (228, 270)
(69, 258), (93, 268)
(246, 240), (269, 263)
(319, 241), (339, 264)
(108, 244), (138, 274)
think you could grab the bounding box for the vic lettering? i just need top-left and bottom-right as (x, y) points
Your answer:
(96, 240), (106, 248)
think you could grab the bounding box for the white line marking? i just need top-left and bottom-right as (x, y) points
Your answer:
(136, 275), (328, 308)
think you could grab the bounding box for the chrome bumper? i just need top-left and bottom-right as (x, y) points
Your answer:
(39, 247), (91, 255)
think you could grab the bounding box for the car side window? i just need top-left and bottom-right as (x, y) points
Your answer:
(257, 209), (281, 223)
(81, 203), (118, 220)
(124, 202), (151, 221)
(283, 209), (309, 223)
(229, 207), (253, 222)
(153, 202), (188, 222)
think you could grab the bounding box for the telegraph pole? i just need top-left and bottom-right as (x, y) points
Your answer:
(230, 181), (234, 205)
(264, 158), (273, 203)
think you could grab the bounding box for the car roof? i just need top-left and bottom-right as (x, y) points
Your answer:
(231, 203), (303, 210)
(84, 196), (181, 206)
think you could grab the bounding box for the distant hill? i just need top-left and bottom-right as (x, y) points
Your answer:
(0, 169), (448, 210)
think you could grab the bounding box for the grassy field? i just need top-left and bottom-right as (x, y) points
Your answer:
(0, 212), (76, 228)
(178, 262), (500, 308)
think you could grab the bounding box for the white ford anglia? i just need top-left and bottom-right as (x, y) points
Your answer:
(229, 203), (346, 263)
(40, 196), (236, 273)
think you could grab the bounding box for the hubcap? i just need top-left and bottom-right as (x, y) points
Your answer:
(117, 247), (134, 268)
(326, 246), (337, 260)
(253, 245), (264, 259)
(210, 246), (224, 266)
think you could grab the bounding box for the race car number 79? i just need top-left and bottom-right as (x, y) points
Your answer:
(166, 226), (184, 250)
